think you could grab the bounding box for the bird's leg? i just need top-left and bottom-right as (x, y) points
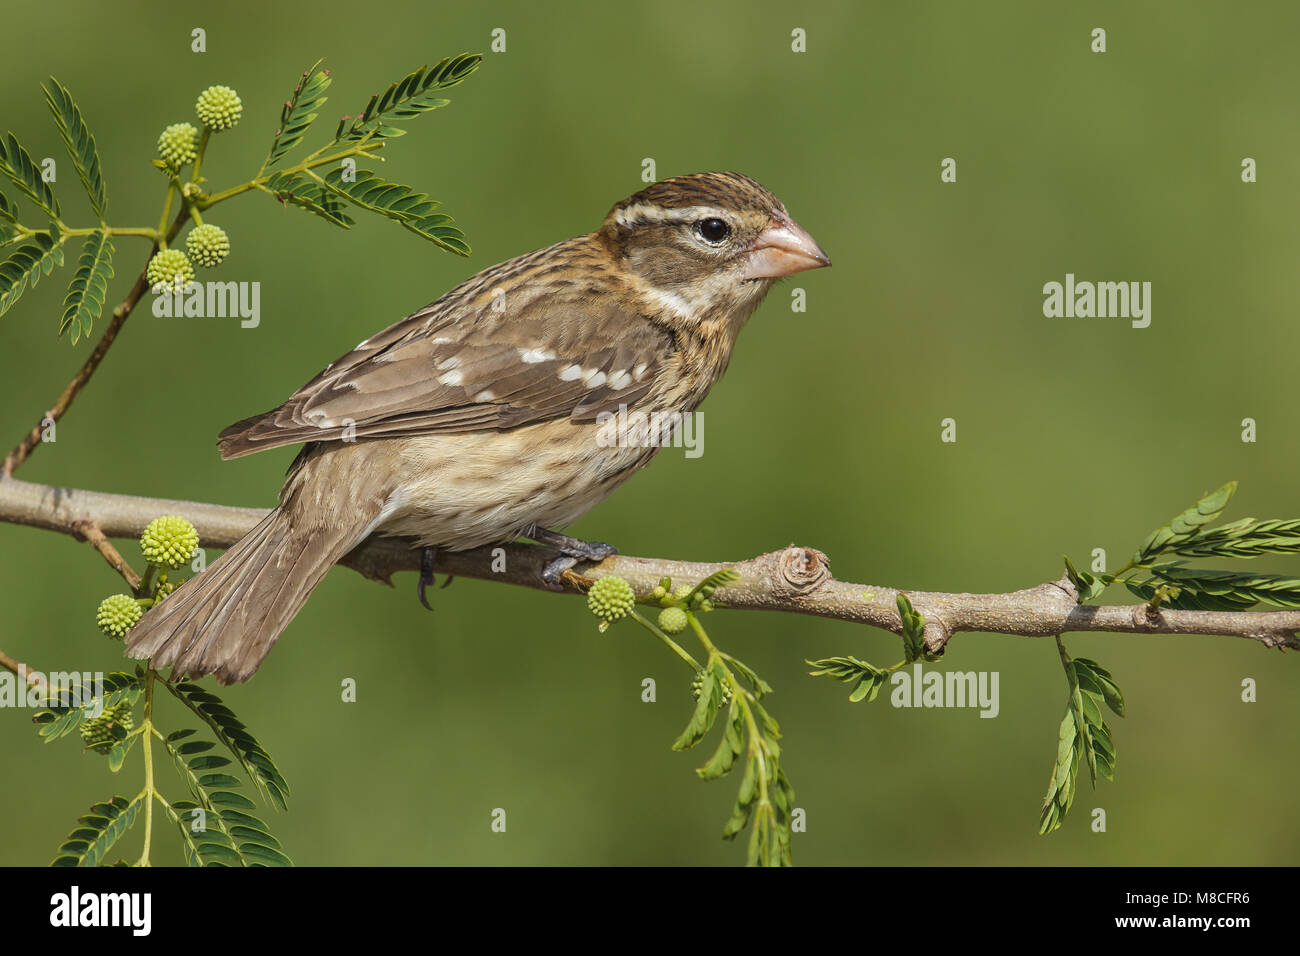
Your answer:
(525, 526), (619, 590)
(417, 546), (437, 611)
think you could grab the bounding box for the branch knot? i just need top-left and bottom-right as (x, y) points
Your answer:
(773, 545), (831, 596)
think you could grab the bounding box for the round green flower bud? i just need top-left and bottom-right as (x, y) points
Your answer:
(140, 515), (199, 570)
(155, 580), (178, 600)
(195, 85), (242, 131)
(673, 584), (693, 601)
(657, 606), (688, 634)
(690, 673), (733, 705)
(80, 701), (134, 755)
(157, 122), (199, 167)
(145, 249), (194, 292)
(96, 594), (142, 638)
(80, 715), (114, 753)
(107, 700), (134, 730)
(651, 585), (667, 600)
(587, 575), (636, 623)
(186, 223), (230, 267)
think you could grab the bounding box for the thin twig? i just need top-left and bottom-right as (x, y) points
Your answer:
(70, 517), (142, 591)
(1, 277), (146, 476)
(0, 647), (48, 689)
(3, 210), (190, 477)
(1, 474), (1297, 652)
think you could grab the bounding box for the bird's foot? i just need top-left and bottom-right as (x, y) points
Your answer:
(541, 555), (578, 590)
(528, 527), (619, 591)
(417, 546), (437, 611)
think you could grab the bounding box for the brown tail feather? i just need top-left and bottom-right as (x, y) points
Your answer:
(125, 506), (368, 684)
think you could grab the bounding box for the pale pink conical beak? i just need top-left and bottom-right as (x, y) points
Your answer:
(741, 216), (831, 280)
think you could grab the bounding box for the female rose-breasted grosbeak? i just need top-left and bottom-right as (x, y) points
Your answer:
(126, 171), (830, 683)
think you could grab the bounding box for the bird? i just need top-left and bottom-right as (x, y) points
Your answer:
(124, 171), (830, 684)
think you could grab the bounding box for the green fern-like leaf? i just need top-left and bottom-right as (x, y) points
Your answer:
(30, 671), (141, 743)
(59, 230), (114, 343)
(334, 53), (481, 143)
(319, 168), (468, 255)
(0, 188), (16, 223)
(1040, 653), (1121, 833)
(1039, 709), (1078, 834)
(1165, 516), (1300, 560)
(678, 568), (741, 607)
(42, 78), (107, 220)
(0, 131), (60, 219)
(1136, 481), (1237, 562)
(265, 61), (332, 169)
(0, 227), (64, 318)
(897, 593), (928, 662)
(806, 654), (890, 702)
(672, 664), (724, 751)
(1150, 566), (1300, 610)
(32, 706), (83, 741)
(696, 699), (744, 780)
(51, 795), (142, 866)
(167, 682), (290, 810)
(162, 729), (292, 866)
(265, 171), (354, 228)
(722, 652), (772, 696)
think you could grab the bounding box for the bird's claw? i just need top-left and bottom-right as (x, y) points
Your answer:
(572, 540), (618, 562)
(418, 546), (436, 611)
(541, 555), (578, 591)
(528, 528), (619, 590)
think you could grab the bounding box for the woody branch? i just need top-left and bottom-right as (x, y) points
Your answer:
(1, 473), (1297, 653)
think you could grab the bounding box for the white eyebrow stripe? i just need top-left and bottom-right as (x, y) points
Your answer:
(519, 347), (555, 364)
(613, 203), (728, 229)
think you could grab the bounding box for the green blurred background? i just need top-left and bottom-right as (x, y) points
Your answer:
(2, 0), (1297, 865)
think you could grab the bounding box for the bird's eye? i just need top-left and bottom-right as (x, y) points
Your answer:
(694, 218), (731, 244)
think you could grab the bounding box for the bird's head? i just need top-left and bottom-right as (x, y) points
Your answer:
(600, 171), (830, 324)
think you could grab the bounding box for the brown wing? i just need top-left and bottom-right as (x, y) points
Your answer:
(217, 239), (670, 459)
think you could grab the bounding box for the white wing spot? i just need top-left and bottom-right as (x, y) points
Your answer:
(438, 370), (463, 386)
(633, 363), (649, 379)
(474, 389), (496, 402)
(583, 369), (607, 388)
(433, 336), (453, 344)
(559, 364), (583, 381)
(437, 355), (461, 371)
(608, 370), (632, 390)
(518, 348), (555, 364)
